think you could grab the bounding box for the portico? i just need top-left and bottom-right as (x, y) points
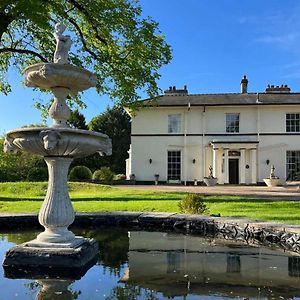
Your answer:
(210, 141), (259, 185)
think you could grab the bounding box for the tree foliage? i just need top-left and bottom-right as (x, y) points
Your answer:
(89, 105), (131, 173)
(0, 138), (48, 182)
(70, 105), (130, 174)
(68, 109), (88, 129)
(0, 0), (172, 107)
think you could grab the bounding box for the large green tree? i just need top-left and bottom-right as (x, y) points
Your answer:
(70, 105), (130, 173)
(0, 0), (172, 107)
(88, 105), (131, 173)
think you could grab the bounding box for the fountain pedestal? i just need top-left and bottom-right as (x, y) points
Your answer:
(27, 157), (81, 248)
(3, 156), (99, 270)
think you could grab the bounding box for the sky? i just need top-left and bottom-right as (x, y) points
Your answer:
(1, 0), (300, 133)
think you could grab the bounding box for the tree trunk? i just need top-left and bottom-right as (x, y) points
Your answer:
(0, 12), (13, 41)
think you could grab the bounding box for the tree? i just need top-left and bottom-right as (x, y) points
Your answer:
(68, 109), (88, 129)
(88, 105), (131, 174)
(0, 0), (172, 107)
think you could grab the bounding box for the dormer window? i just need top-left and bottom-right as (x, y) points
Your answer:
(226, 113), (240, 133)
(168, 114), (181, 133)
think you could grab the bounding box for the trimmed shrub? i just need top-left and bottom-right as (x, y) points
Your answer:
(69, 166), (92, 181)
(113, 174), (126, 180)
(93, 167), (115, 182)
(178, 194), (209, 215)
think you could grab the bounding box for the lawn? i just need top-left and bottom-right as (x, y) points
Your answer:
(0, 182), (299, 225)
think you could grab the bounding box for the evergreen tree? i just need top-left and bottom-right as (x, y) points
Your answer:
(68, 109), (88, 129)
(88, 105), (131, 174)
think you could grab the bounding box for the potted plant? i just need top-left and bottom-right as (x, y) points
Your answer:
(129, 174), (136, 184)
(203, 165), (218, 186)
(154, 174), (159, 185)
(263, 165), (280, 187)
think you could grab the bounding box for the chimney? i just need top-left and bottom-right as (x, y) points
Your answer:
(240, 75), (248, 94)
(265, 84), (291, 93)
(164, 85), (188, 96)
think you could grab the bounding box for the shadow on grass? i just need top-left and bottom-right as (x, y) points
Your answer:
(204, 197), (300, 203)
(0, 197), (43, 202)
(0, 196), (179, 202)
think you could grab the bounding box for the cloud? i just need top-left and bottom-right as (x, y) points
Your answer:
(256, 33), (299, 45)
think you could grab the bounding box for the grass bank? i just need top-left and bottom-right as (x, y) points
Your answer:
(0, 182), (299, 225)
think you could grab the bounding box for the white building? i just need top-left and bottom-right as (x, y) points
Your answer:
(126, 76), (300, 185)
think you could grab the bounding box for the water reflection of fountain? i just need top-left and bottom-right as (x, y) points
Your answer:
(35, 279), (74, 300)
(2, 23), (111, 272)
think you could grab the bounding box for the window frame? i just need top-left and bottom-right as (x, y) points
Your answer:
(286, 113), (300, 133)
(286, 150), (300, 181)
(226, 113), (240, 133)
(167, 150), (181, 181)
(168, 114), (182, 134)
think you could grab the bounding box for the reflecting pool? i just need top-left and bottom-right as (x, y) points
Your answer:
(0, 228), (300, 299)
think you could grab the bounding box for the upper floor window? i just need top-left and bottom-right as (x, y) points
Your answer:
(226, 113), (239, 133)
(168, 114), (181, 133)
(286, 113), (300, 132)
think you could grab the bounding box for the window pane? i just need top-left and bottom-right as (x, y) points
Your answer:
(286, 113), (300, 132)
(168, 114), (181, 133)
(226, 113), (239, 133)
(168, 151), (181, 180)
(287, 151), (300, 181)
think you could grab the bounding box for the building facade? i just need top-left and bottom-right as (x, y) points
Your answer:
(126, 77), (300, 184)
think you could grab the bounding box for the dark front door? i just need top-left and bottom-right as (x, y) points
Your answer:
(229, 159), (239, 184)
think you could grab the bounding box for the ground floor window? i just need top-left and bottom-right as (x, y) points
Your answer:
(286, 151), (300, 181)
(167, 151), (181, 181)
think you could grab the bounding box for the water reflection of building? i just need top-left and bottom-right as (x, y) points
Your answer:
(121, 231), (300, 298)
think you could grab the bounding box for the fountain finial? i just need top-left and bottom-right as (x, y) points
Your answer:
(53, 22), (72, 64)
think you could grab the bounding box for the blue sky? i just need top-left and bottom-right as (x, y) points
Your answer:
(1, 0), (300, 133)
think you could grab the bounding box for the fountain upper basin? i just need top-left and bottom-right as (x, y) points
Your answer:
(24, 63), (97, 94)
(5, 127), (111, 158)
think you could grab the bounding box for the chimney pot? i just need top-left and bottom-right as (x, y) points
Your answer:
(240, 75), (248, 93)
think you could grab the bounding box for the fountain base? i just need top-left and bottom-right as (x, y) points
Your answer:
(3, 238), (98, 275)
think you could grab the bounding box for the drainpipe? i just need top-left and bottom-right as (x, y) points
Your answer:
(183, 103), (190, 185)
(202, 106), (206, 179)
(256, 93), (260, 183)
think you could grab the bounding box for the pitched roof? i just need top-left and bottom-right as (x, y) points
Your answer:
(143, 92), (300, 107)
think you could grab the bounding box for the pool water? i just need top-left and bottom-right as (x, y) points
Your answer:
(0, 228), (300, 299)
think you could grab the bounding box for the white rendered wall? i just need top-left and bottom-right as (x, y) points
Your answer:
(129, 104), (300, 183)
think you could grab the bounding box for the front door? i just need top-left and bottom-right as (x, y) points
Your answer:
(229, 159), (239, 184)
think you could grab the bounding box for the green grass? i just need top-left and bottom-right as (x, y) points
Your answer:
(0, 182), (299, 225)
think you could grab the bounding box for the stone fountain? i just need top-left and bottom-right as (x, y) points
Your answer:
(2, 23), (111, 272)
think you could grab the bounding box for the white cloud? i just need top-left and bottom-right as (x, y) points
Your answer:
(256, 33), (299, 45)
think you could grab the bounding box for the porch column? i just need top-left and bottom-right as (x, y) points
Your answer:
(240, 148), (246, 184)
(251, 148), (257, 184)
(212, 148), (218, 178)
(224, 148), (229, 184)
